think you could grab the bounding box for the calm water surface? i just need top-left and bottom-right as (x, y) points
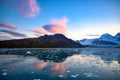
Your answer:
(0, 48), (120, 80)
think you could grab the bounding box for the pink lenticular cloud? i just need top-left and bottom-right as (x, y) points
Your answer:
(0, 22), (16, 29)
(51, 17), (68, 25)
(33, 28), (48, 34)
(43, 24), (67, 34)
(43, 17), (68, 34)
(33, 17), (69, 35)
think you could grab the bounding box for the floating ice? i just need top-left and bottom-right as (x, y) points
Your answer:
(83, 73), (98, 78)
(70, 75), (76, 78)
(67, 70), (71, 73)
(33, 79), (41, 80)
(31, 71), (34, 73)
(26, 51), (32, 54)
(2, 72), (7, 76)
(70, 74), (79, 78)
(58, 75), (64, 77)
(75, 74), (79, 76)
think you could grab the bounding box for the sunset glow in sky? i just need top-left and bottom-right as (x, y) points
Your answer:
(0, 0), (120, 40)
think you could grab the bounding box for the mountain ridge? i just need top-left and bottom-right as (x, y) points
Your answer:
(78, 32), (120, 47)
(0, 34), (83, 48)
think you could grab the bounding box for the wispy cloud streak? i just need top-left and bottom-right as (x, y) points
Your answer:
(33, 28), (48, 34)
(0, 30), (27, 37)
(0, 22), (16, 29)
(6, 0), (40, 17)
(85, 34), (100, 36)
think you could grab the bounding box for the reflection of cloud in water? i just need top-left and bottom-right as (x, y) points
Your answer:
(81, 48), (120, 64)
(0, 48), (120, 80)
(66, 54), (120, 79)
(34, 61), (67, 77)
(66, 54), (120, 69)
(35, 62), (48, 69)
(52, 62), (67, 77)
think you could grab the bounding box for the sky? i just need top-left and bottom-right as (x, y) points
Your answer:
(0, 0), (120, 40)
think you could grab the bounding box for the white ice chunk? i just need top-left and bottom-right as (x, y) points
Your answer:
(83, 73), (98, 78)
(33, 79), (41, 80)
(58, 75), (64, 77)
(31, 71), (34, 73)
(26, 51), (32, 54)
(2, 72), (7, 76)
(75, 74), (79, 76)
(70, 74), (79, 78)
(70, 75), (77, 78)
(67, 70), (71, 73)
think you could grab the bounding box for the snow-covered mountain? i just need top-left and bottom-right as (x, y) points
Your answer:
(79, 38), (97, 46)
(116, 33), (120, 38)
(78, 33), (120, 47)
(99, 33), (120, 45)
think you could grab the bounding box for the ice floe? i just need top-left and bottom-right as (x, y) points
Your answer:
(83, 73), (98, 78)
(33, 79), (41, 80)
(2, 72), (7, 76)
(70, 74), (79, 78)
(26, 51), (32, 54)
(58, 75), (64, 77)
(31, 71), (34, 73)
(66, 70), (71, 73)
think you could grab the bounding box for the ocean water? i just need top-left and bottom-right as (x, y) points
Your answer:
(0, 48), (120, 80)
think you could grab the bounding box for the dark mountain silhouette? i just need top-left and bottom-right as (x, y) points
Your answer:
(0, 34), (83, 48)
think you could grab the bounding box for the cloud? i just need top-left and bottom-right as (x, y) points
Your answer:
(19, 0), (40, 17)
(0, 35), (12, 41)
(7, 0), (40, 17)
(0, 22), (16, 29)
(33, 28), (48, 34)
(33, 17), (69, 35)
(85, 34), (100, 36)
(34, 34), (42, 37)
(0, 30), (27, 37)
(51, 17), (68, 26)
(43, 24), (67, 34)
(43, 17), (68, 34)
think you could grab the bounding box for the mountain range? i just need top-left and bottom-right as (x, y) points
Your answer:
(78, 33), (120, 47)
(0, 34), (83, 48)
(0, 33), (120, 48)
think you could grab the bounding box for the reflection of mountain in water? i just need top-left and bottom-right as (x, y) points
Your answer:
(87, 48), (120, 64)
(37, 52), (72, 62)
(0, 48), (79, 62)
(0, 48), (120, 63)
(96, 53), (120, 64)
(0, 48), (120, 80)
